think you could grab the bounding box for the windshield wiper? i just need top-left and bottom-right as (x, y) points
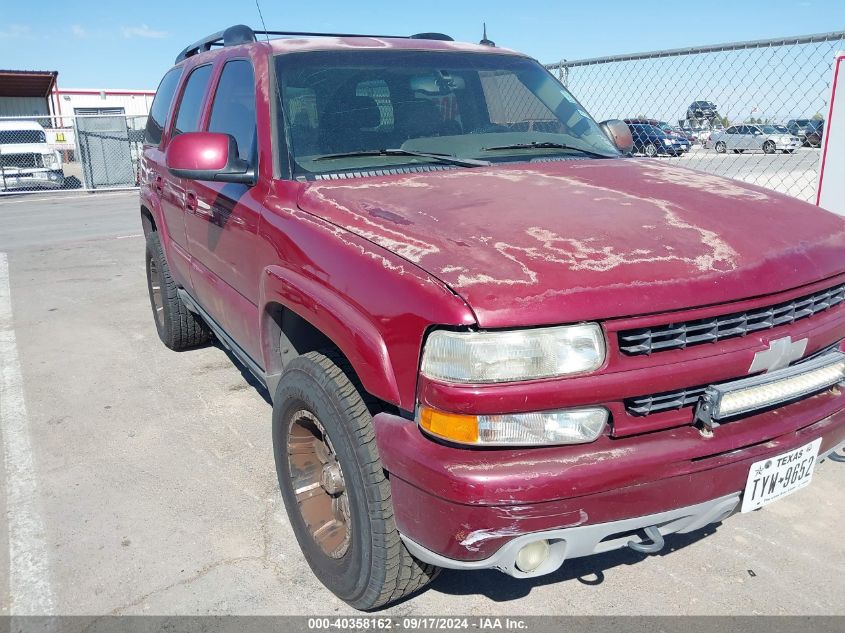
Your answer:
(481, 141), (615, 159)
(313, 148), (490, 168)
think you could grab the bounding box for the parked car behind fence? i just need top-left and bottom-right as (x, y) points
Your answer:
(627, 122), (691, 156)
(0, 119), (65, 191)
(787, 119), (824, 147)
(709, 124), (802, 154)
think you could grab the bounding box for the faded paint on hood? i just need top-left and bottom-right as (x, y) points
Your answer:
(296, 159), (845, 328)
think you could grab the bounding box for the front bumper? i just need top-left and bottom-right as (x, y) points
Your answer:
(374, 396), (845, 576)
(0, 169), (65, 191)
(773, 139), (803, 150)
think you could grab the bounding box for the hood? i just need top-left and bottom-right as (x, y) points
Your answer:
(0, 143), (51, 155)
(297, 159), (845, 328)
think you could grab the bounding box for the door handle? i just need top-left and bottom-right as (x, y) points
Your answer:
(187, 193), (214, 219)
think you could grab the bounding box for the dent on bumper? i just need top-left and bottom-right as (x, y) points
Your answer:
(374, 397), (845, 567)
(401, 492), (741, 577)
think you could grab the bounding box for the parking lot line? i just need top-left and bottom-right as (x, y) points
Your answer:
(0, 252), (55, 615)
(0, 192), (135, 206)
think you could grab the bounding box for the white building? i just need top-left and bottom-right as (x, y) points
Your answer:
(0, 69), (154, 119)
(53, 88), (155, 118)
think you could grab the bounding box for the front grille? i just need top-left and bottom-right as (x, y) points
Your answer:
(619, 283), (845, 355)
(0, 153), (42, 169)
(626, 343), (840, 417)
(626, 385), (709, 416)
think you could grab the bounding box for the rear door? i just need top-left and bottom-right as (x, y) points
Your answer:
(159, 64), (214, 286)
(722, 126), (738, 149)
(183, 56), (264, 361)
(141, 67), (190, 284)
(747, 125), (764, 151)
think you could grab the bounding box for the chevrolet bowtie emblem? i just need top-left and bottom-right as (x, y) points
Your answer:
(748, 336), (808, 374)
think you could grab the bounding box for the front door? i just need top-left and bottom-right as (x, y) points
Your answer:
(183, 58), (263, 361)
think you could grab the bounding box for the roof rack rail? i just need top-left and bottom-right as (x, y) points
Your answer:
(175, 25), (454, 63)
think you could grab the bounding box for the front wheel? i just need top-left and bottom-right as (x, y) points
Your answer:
(273, 350), (439, 610)
(644, 143), (658, 157)
(763, 140), (776, 154)
(715, 141), (727, 153)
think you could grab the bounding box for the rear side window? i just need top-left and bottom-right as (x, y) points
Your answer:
(208, 60), (257, 163)
(172, 65), (213, 137)
(144, 68), (182, 146)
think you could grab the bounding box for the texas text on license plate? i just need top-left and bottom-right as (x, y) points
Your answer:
(741, 438), (823, 513)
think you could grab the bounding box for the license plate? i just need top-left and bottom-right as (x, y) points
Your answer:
(741, 438), (822, 512)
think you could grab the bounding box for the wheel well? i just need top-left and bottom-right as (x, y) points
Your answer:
(140, 206), (156, 236)
(263, 302), (396, 414)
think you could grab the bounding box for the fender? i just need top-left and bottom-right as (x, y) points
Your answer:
(258, 264), (401, 406)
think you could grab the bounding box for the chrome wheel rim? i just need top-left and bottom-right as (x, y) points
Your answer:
(148, 256), (164, 328)
(288, 409), (351, 559)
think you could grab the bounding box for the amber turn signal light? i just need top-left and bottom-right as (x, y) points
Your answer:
(418, 407), (479, 444)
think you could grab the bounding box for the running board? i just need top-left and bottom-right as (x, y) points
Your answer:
(177, 288), (271, 393)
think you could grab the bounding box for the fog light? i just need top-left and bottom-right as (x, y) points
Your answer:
(515, 540), (550, 572)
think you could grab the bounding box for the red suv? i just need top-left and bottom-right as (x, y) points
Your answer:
(140, 25), (845, 610)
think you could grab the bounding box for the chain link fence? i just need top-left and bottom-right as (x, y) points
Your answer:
(548, 31), (845, 203)
(0, 114), (147, 196)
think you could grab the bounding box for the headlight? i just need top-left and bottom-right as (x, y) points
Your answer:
(419, 406), (608, 446)
(420, 323), (605, 384)
(42, 153), (56, 168)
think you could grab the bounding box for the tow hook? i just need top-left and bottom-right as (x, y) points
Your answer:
(627, 525), (665, 554)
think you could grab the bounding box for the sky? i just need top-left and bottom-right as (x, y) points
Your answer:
(0, 0), (843, 89)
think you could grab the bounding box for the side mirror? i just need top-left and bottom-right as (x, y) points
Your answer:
(166, 132), (255, 184)
(600, 119), (634, 155)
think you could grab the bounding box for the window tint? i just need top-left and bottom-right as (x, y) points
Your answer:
(144, 68), (182, 145)
(0, 130), (46, 144)
(172, 65), (213, 137)
(277, 50), (618, 174)
(355, 79), (394, 130)
(208, 60), (257, 162)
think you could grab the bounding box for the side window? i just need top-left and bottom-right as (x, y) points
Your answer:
(208, 60), (257, 163)
(144, 68), (182, 146)
(172, 65), (213, 138)
(726, 127), (736, 134)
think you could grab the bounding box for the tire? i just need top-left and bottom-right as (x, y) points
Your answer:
(644, 143), (658, 157)
(715, 141), (726, 153)
(763, 141), (776, 154)
(273, 350), (440, 610)
(145, 232), (209, 350)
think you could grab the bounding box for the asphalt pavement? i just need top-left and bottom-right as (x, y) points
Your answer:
(0, 191), (843, 617)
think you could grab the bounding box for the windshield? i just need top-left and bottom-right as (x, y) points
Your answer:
(276, 50), (618, 175)
(0, 129), (46, 144)
(761, 125), (779, 134)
